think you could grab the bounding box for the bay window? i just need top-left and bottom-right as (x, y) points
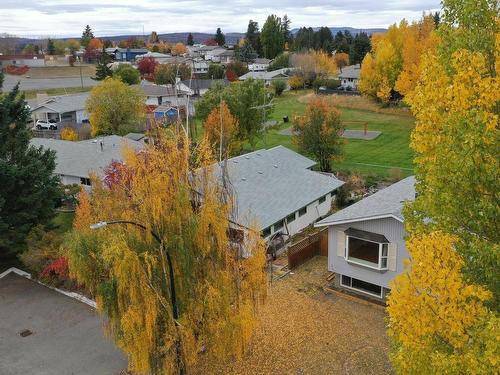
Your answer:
(344, 228), (389, 270)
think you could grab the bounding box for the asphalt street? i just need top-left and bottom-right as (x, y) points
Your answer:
(2, 74), (97, 91)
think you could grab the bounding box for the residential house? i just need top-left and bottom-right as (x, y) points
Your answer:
(135, 51), (172, 64)
(238, 68), (291, 86)
(105, 47), (149, 62)
(29, 93), (89, 125)
(338, 64), (361, 90)
(191, 59), (209, 75)
(218, 50), (235, 64)
(0, 268), (127, 374)
(315, 176), (415, 300)
(180, 79), (229, 97)
(203, 47), (227, 62)
(0, 54), (45, 68)
(211, 146), (344, 241)
(30, 135), (144, 187)
(248, 58), (271, 72)
(134, 81), (192, 108)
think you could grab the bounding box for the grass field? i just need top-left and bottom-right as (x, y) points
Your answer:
(23, 86), (93, 99)
(26, 65), (96, 79)
(255, 90), (415, 177)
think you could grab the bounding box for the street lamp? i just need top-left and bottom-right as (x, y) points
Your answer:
(90, 219), (183, 374)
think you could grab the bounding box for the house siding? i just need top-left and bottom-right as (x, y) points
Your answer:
(327, 217), (409, 290)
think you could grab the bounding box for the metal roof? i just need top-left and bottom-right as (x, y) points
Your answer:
(30, 136), (144, 179)
(316, 176), (416, 226)
(212, 146), (344, 230)
(30, 93), (89, 114)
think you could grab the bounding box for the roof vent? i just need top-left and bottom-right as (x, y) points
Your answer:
(241, 177), (246, 181)
(258, 171), (263, 174)
(273, 164), (278, 168)
(19, 329), (33, 337)
(245, 156), (250, 159)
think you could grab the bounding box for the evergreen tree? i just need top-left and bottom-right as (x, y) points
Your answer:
(433, 11), (441, 27)
(294, 27), (315, 51)
(282, 14), (292, 45)
(93, 46), (113, 81)
(47, 38), (56, 55)
(187, 33), (194, 46)
(246, 20), (262, 56)
(260, 15), (285, 59)
(350, 32), (371, 64)
(214, 28), (225, 46)
(81, 25), (94, 47)
(0, 70), (4, 91)
(315, 27), (333, 52)
(237, 41), (257, 62)
(0, 85), (61, 260)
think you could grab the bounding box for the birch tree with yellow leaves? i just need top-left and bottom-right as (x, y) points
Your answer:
(388, 0), (499, 372)
(66, 130), (267, 374)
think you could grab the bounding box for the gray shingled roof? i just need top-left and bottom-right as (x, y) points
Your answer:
(338, 64), (361, 79)
(212, 146), (344, 230)
(316, 176), (415, 226)
(30, 136), (144, 179)
(30, 93), (89, 114)
(239, 68), (291, 81)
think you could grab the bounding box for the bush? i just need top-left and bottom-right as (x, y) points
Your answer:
(313, 78), (341, 92)
(272, 80), (286, 96)
(288, 75), (305, 90)
(267, 53), (290, 71)
(207, 63), (225, 79)
(19, 225), (63, 274)
(60, 127), (79, 141)
(113, 64), (140, 85)
(3, 65), (30, 75)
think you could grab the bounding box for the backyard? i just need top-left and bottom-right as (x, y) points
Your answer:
(197, 256), (392, 374)
(259, 90), (415, 177)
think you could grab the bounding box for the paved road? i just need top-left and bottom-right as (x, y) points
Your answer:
(3, 75), (97, 91)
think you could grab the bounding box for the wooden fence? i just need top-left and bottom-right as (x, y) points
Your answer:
(287, 228), (328, 269)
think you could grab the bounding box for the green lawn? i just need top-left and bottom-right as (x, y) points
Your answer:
(23, 86), (93, 99)
(255, 90), (415, 177)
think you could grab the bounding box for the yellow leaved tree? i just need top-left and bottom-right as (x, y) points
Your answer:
(203, 100), (241, 158)
(66, 130), (267, 374)
(387, 232), (498, 374)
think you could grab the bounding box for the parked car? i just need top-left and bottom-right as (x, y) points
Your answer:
(34, 119), (58, 130)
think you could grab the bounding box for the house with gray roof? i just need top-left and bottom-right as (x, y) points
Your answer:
(239, 68), (291, 85)
(0, 268), (127, 374)
(30, 135), (144, 188)
(212, 146), (344, 240)
(338, 64), (361, 90)
(29, 93), (89, 125)
(315, 176), (415, 300)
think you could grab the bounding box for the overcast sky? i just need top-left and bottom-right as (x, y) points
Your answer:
(0, 0), (441, 38)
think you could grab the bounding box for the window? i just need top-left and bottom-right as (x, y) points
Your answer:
(262, 227), (271, 237)
(80, 177), (91, 186)
(340, 275), (382, 298)
(298, 207), (307, 217)
(273, 220), (284, 232)
(286, 213), (296, 223)
(345, 230), (389, 270)
(318, 195), (327, 204)
(228, 228), (244, 243)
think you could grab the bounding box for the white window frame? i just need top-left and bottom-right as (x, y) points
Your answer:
(340, 275), (383, 298)
(345, 235), (389, 271)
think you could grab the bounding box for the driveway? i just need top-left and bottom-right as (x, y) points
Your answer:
(196, 256), (393, 374)
(2, 75), (97, 91)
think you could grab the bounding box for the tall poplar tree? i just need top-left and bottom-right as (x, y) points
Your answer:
(260, 15), (285, 59)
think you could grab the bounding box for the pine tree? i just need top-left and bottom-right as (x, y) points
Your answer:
(237, 41), (257, 62)
(81, 25), (94, 47)
(282, 14), (292, 45)
(246, 20), (262, 56)
(93, 46), (113, 81)
(187, 33), (194, 46)
(214, 28), (225, 46)
(47, 38), (56, 55)
(0, 85), (60, 260)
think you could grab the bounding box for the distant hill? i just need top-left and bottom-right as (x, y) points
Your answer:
(290, 27), (387, 35)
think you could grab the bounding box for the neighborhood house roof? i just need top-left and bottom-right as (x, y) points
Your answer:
(136, 52), (171, 59)
(338, 64), (361, 79)
(0, 270), (127, 374)
(180, 79), (229, 91)
(135, 82), (191, 97)
(252, 58), (271, 64)
(239, 68), (291, 81)
(316, 176), (416, 226)
(211, 146), (344, 230)
(30, 135), (144, 179)
(30, 93), (89, 114)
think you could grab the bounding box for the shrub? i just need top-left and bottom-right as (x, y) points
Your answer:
(272, 80), (286, 96)
(40, 256), (69, 283)
(4, 65), (30, 75)
(19, 225), (63, 274)
(313, 78), (341, 92)
(60, 127), (79, 141)
(113, 64), (140, 85)
(288, 75), (304, 90)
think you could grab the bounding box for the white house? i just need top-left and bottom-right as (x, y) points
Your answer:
(315, 176), (415, 300)
(248, 58), (271, 72)
(135, 51), (172, 64)
(0, 54), (45, 68)
(203, 47), (227, 62)
(29, 93), (89, 125)
(239, 68), (291, 86)
(338, 64), (361, 90)
(210, 146), (344, 241)
(134, 81), (192, 107)
(30, 135), (144, 188)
